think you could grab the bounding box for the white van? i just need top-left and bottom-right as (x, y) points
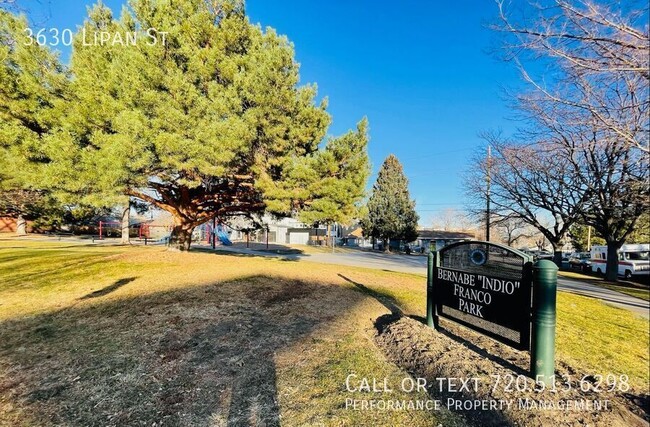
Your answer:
(590, 244), (650, 279)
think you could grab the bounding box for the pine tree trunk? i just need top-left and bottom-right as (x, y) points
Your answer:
(605, 241), (619, 282)
(121, 204), (130, 244)
(170, 224), (194, 251)
(16, 215), (27, 236)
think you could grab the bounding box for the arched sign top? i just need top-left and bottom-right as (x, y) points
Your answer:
(439, 240), (532, 260)
(439, 240), (533, 261)
(438, 241), (533, 283)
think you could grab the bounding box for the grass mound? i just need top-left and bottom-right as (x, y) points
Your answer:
(375, 315), (649, 427)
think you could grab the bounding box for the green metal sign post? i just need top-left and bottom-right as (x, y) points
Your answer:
(530, 259), (558, 385)
(426, 251), (437, 328)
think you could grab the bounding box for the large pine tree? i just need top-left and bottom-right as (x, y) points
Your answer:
(1, 2), (370, 248)
(65, 0), (368, 250)
(363, 155), (418, 250)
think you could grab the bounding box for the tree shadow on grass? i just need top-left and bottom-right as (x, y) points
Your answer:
(0, 275), (366, 426)
(338, 274), (403, 316)
(0, 244), (107, 250)
(194, 243), (309, 255)
(0, 257), (120, 291)
(0, 249), (110, 266)
(194, 247), (308, 260)
(79, 277), (138, 300)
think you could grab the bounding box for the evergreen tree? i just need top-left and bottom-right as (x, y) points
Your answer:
(67, 0), (367, 251)
(1, 2), (370, 247)
(297, 118), (371, 241)
(568, 224), (605, 252)
(0, 11), (69, 233)
(364, 155), (418, 250)
(65, 4), (134, 243)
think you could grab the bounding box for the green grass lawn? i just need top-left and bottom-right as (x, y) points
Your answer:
(560, 270), (650, 301)
(1, 237), (648, 425)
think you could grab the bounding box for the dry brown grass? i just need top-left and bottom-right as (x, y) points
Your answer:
(0, 239), (445, 426)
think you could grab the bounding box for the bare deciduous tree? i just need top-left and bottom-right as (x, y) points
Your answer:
(486, 0), (650, 280)
(494, 0), (650, 154)
(0, 0), (18, 8)
(493, 216), (538, 247)
(431, 208), (474, 231)
(464, 134), (590, 265)
(575, 130), (648, 280)
(0, 189), (49, 234)
(509, 91), (648, 280)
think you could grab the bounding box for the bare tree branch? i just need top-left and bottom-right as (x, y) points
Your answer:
(494, 0), (649, 153)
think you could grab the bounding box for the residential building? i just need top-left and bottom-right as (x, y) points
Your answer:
(415, 229), (476, 252)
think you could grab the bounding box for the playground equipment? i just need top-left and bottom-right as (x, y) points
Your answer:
(96, 219), (244, 247)
(138, 224), (174, 243)
(215, 225), (233, 245)
(199, 222), (233, 247)
(98, 221), (122, 239)
(203, 222), (233, 246)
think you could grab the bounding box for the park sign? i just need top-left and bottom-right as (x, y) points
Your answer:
(426, 241), (558, 383)
(429, 241), (533, 350)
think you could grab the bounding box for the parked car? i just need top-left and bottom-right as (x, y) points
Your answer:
(561, 256), (570, 270)
(569, 252), (592, 273)
(411, 245), (425, 254)
(531, 251), (554, 261)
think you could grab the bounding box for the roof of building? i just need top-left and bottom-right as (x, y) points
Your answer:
(346, 227), (364, 238)
(417, 229), (475, 240)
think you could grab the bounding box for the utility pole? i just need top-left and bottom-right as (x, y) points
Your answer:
(586, 225), (591, 251)
(486, 145), (491, 242)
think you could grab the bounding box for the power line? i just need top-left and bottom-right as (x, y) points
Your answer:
(417, 203), (465, 206)
(400, 147), (475, 161)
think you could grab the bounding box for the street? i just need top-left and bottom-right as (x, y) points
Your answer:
(209, 245), (650, 318)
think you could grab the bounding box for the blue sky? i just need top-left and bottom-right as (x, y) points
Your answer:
(17, 0), (522, 226)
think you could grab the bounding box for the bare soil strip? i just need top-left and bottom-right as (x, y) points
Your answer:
(374, 315), (649, 427)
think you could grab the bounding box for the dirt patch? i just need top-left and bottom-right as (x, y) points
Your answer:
(374, 315), (649, 427)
